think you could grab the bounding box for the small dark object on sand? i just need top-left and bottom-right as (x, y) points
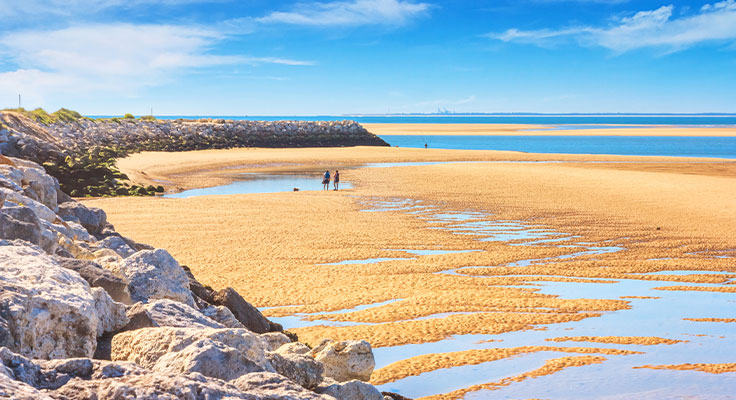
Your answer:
(293, 188), (300, 192)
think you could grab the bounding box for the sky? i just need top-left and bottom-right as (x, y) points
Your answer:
(0, 0), (735, 115)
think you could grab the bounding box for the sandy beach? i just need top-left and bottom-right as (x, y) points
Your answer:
(363, 123), (736, 136)
(87, 146), (736, 399)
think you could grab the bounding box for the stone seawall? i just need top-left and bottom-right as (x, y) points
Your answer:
(49, 118), (389, 153)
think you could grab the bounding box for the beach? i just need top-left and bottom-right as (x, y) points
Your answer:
(86, 143), (736, 399)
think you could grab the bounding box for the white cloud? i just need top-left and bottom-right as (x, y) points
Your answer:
(487, 0), (736, 53)
(0, 24), (312, 106)
(0, 0), (218, 17)
(257, 0), (431, 26)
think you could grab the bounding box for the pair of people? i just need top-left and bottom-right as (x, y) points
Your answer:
(322, 170), (340, 191)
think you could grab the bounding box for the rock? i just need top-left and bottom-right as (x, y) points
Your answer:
(232, 372), (334, 400)
(181, 264), (215, 303)
(317, 378), (384, 400)
(266, 351), (323, 390)
(57, 202), (106, 234)
(202, 304), (246, 329)
(17, 165), (57, 210)
(52, 370), (258, 400)
(382, 392), (412, 400)
(97, 235), (135, 258)
(274, 341), (311, 356)
(211, 287), (273, 334)
(126, 299), (225, 329)
(0, 188), (58, 224)
(91, 287), (128, 335)
(0, 374), (49, 399)
(110, 327), (271, 371)
(262, 332), (294, 352)
(153, 338), (263, 381)
(0, 206), (42, 248)
(311, 340), (375, 382)
(110, 249), (196, 308)
(55, 257), (132, 305)
(0, 241), (98, 359)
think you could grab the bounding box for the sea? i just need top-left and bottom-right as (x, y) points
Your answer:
(94, 114), (736, 159)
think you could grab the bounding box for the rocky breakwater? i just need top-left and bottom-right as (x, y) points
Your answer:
(0, 110), (388, 198)
(49, 118), (389, 152)
(0, 154), (401, 400)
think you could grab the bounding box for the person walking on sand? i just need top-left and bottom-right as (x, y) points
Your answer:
(333, 170), (340, 191)
(322, 170), (330, 190)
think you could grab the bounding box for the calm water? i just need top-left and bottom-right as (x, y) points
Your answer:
(380, 135), (736, 159)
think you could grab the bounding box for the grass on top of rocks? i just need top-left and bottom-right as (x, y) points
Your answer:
(3, 107), (91, 125)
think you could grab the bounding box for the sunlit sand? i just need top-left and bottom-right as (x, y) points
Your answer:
(87, 146), (736, 399)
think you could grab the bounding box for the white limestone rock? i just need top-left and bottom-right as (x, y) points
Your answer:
(109, 248), (196, 308)
(317, 378), (383, 400)
(263, 332), (294, 352)
(310, 340), (376, 382)
(153, 338), (263, 381)
(274, 341), (310, 356)
(129, 299), (226, 329)
(110, 327), (272, 371)
(232, 372), (335, 400)
(91, 287), (129, 335)
(97, 235), (135, 258)
(0, 241), (99, 359)
(202, 304), (246, 329)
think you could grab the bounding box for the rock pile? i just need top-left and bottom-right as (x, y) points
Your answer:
(0, 155), (395, 399)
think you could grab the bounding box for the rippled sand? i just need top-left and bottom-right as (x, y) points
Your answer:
(87, 146), (736, 399)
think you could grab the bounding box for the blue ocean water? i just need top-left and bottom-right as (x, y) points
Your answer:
(380, 135), (736, 159)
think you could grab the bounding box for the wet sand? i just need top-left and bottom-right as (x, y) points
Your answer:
(87, 146), (736, 399)
(363, 123), (736, 136)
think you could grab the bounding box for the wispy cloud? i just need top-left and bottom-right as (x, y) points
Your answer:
(0, 0), (219, 17)
(0, 24), (311, 106)
(487, 0), (736, 53)
(257, 0), (431, 26)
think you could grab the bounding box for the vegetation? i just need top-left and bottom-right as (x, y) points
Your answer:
(140, 115), (156, 121)
(40, 145), (164, 198)
(2, 107), (90, 125)
(123, 113), (135, 119)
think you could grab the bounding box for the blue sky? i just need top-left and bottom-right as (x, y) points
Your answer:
(0, 0), (735, 115)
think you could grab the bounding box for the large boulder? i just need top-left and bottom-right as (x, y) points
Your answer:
(55, 257), (132, 305)
(57, 202), (106, 234)
(317, 378), (383, 400)
(266, 351), (323, 390)
(0, 241), (99, 359)
(311, 340), (375, 382)
(153, 338), (263, 381)
(211, 287), (273, 334)
(110, 327), (272, 371)
(108, 249), (196, 308)
(126, 299), (226, 329)
(232, 372), (334, 400)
